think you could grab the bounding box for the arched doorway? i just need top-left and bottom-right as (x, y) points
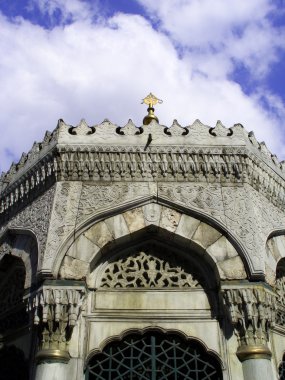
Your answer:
(85, 330), (223, 379)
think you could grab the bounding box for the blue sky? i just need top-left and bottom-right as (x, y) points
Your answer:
(0, 0), (285, 173)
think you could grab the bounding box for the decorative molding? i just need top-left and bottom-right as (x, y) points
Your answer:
(1, 119), (285, 222)
(99, 250), (202, 289)
(222, 185), (284, 269)
(77, 183), (157, 224)
(0, 186), (55, 263)
(158, 183), (225, 222)
(222, 285), (276, 347)
(43, 182), (82, 266)
(1, 147), (285, 221)
(30, 283), (85, 355)
(0, 153), (56, 219)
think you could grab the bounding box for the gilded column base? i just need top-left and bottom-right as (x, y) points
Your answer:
(36, 349), (70, 364)
(237, 345), (272, 362)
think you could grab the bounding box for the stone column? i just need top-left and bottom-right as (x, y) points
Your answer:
(30, 281), (85, 380)
(223, 284), (276, 380)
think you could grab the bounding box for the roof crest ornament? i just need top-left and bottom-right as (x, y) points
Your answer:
(141, 93), (163, 125)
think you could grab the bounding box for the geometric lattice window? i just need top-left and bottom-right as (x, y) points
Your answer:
(99, 249), (202, 289)
(86, 331), (223, 379)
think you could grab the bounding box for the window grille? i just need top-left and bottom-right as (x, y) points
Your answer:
(86, 332), (222, 380)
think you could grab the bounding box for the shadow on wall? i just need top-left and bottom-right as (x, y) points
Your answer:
(279, 354), (285, 380)
(0, 345), (29, 380)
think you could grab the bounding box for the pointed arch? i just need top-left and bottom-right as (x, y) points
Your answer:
(85, 327), (223, 380)
(55, 203), (248, 285)
(0, 229), (39, 288)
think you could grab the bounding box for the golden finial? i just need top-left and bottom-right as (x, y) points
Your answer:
(141, 93), (163, 125)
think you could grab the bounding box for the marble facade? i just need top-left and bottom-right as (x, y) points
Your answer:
(0, 117), (285, 379)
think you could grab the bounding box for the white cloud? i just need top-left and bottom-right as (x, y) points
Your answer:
(138, 0), (285, 77)
(0, 0), (285, 173)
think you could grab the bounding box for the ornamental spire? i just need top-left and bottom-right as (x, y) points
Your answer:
(141, 93), (163, 125)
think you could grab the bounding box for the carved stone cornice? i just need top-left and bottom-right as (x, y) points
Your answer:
(222, 284), (276, 357)
(1, 119), (285, 221)
(29, 281), (86, 363)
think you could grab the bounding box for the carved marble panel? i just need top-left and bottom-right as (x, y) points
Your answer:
(77, 183), (157, 223)
(43, 182), (82, 269)
(0, 186), (55, 264)
(222, 185), (285, 272)
(223, 285), (276, 346)
(158, 183), (224, 222)
(99, 250), (201, 289)
(30, 284), (86, 352)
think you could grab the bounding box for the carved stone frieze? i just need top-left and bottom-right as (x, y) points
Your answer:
(77, 183), (157, 223)
(99, 251), (201, 289)
(0, 186), (55, 264)
(158, 183), (224, 222)
(0, 156), (56, 219)
(31, 283), (85, 353)
(2, 118), (285, 223)
(43, 182), (82, 268)
(1, 147), (285, 221)
(222, 185), (285, 271)
(222, 186), (264, 269)
(223, 285), (276, 347)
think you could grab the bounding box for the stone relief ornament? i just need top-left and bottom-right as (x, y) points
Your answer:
(68, 119), (95, 135)
(77, 183), (156, 223)
(158, 183), (224, 222)
(31, 285), (85, 353)
(223, 286), (276, 346)
(78, 183), (128, 221)
(276, 263), (285, 326)
(4, 186), (55, 263)
(222, 185), (285, 270)
(44, 182), (82, 266)
(99, 251), (201, 289)
(276, 276), (285, 306)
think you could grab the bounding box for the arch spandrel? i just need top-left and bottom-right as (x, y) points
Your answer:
(265, 232), (285, 286)
(56, 204), (247, 284)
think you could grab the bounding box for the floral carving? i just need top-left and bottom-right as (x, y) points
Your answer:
(44, 182), (82, 265)
(5, 186), (55, 263)
(99, 251), (201, 288)
(223, 286), (276, 346)
(158, 183), (224, 221)
(31, 285), (85, 352)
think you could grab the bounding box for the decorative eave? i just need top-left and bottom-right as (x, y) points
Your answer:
(1, 118), (285, 222)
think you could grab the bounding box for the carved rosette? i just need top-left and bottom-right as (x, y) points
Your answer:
(223, 285), (276, 361)
(30, 283), (85, 363)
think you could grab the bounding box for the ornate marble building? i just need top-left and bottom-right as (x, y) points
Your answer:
(0, 101), (285, 379)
